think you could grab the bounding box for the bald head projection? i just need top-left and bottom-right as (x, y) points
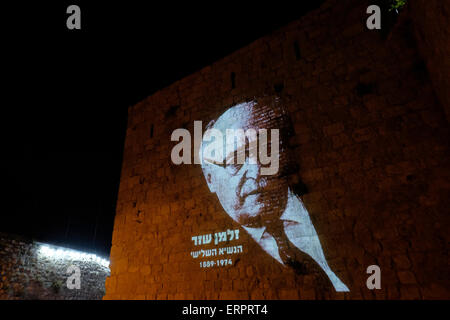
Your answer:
(198, 99), (350, 292)
(199, 100), (286, 227)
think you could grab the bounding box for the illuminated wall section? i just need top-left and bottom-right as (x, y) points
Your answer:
(105, 0), (450, 300)
(0, 233), (109, 300)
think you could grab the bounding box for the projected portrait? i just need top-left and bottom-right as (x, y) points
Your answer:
(199, 98), (349, 292)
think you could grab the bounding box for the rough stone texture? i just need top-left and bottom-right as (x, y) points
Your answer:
(0, 233), (109, 300)
(409, 0), (450, 122)
(104, 0), (450, 300)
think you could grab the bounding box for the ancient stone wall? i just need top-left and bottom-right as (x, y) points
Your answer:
(0, 233), (109, 300)
(105, 0), (450, 299)
(409, 0), (450, 122)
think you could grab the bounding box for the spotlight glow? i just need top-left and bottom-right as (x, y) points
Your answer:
(38, 244), (110, 268)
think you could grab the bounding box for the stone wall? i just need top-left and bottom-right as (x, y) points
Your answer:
(104, 0), (450, 299)
(0, 233), (109, 300)
(409, 0), (450, 122)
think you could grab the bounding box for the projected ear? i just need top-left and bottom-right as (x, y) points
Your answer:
(205, 172), (215, 193)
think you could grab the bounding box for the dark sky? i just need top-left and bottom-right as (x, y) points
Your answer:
(2, 1), (325, 256)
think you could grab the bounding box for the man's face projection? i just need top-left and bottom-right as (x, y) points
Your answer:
(201, 101), (289, 227)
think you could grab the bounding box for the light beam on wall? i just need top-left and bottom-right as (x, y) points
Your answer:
(38, 244), (110, 268)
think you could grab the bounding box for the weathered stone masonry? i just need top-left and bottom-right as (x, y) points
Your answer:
(0, 233), (109, 300)
(105, 0), (450, 299)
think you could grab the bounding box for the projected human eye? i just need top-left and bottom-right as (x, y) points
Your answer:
(203, 156), (242, 176)
(225, 161), (243, 176)
(204, 158), (226, 167)
(222, 137), (253, 176)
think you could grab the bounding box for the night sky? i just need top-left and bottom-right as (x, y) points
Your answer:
(2, 2), (325, 256)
